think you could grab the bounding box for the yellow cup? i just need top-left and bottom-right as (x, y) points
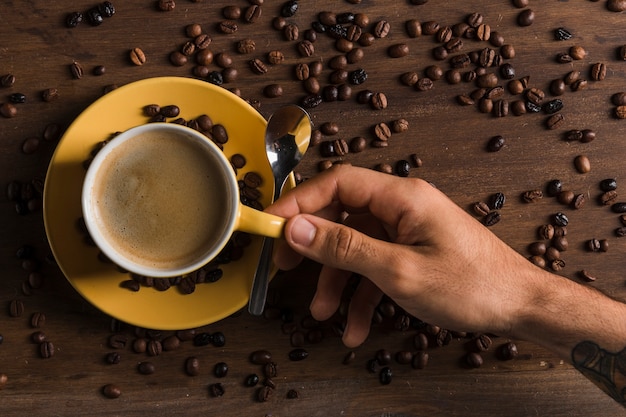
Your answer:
(81, 123), (284, 278)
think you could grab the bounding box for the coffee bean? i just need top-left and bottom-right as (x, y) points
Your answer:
(554, 27), (573, 41)
(213, 361), (228, 378)
(1, 73), (16, 87)
(411, 351), (429, 369)
(184, 356), (200, 376)
(570, 45), (587, 60)
(257, 385), (272, 402)
(250, 350), (272, 365)
(473, 201), (491, 216)
(138, 361), (155, 375)
(483, 211), (501, 227)
(39, 341), (54, 358)
(373, 122), (391, 141)
(497, 342), (519, 360)
(105, 351), (121, 365)
(395, 160), (411, 177)
(379, 366), (393, 385)
(574, 155), (591, 173)
(70, 61), (84, 79)
(0, 103), (17, 118)
(66, 11), (83, 27)
(129, 48), (146, 65)
(370, 92), (388, 110)
(613, 92), (626, 106)
(160, 105), (180, 118)
(388, 43), (409, 58)
(616, 106), (626, 119)
(600, 178), (618, 192)
(590, 62), (607, 81)
(209, 383), (225, 397)
(85, 7), (103, 25)
(489, 192), (506, 210)
(288, 348), (309, 361)
(543, 99), (563, 114)
(30, 312), (46, 328)
(102, 384), (121, 399)
(517, 9), (535, 26)
(608, 0), (626, 11)
(9, 299), (24, 317)
(545, 113), (564, 130)
(373, 20), (390, 38)
(523, 190), (543, 203)
(263, 84), (283, 98)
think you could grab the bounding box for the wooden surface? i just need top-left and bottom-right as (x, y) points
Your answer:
(1, 1), (625, 415)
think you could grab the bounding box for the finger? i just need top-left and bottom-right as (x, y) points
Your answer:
(342, 278), (384, 347)
(283, 214), (412, 294)
(309, 266), (352, 322)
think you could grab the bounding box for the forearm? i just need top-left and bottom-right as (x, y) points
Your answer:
(513, 267), (626, 404)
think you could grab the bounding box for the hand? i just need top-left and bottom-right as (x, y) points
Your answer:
(266, 165), (537, 347)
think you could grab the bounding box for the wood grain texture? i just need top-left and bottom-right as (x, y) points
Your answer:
(1, 1), (625, 415)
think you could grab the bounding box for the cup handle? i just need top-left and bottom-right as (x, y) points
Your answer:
(236, 204), (285, 238)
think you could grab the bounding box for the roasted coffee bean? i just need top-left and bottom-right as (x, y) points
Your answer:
(85, 7), (103, 25)
(526, 88), (545, 105)
(288, 348), (309, 361)
(257, 386), (272, 402)
(546, 113), (564, 130)
(554, 27), (573, 41)
(394, 351), (413, 365)
(373, 20), (391, 38)
(218, 20), (238, 34)
(600, 178), (618, 192)
(184, 356), (200, 376)
(600, 190), (618, 205)
(9, 93), (26, 104)
(9, 299), (24, 317)
(147, 340), (162, 356)
(349, 69), (367, 85)
(395, 160), (411, 177)
(214, 361), (228, 378)
(211, 331), (226, 347)
(528, 241), (547, 256)
(492, 99), (509, 117)
(473, 201), (491, 216)
(590, 62), (607, 81)
(281, 0), (298, 17)
(379, 366), (393, 385)
(39, 341), (54, 358)
(105, 351), (121, 365)
(0, 103), (17, 118)
(543, 99), (563, 114)
(388, 43), (409, 58)
(608, 0), (626, 11)
(129, 48), (146, 65)
(523, 190), (543, 203)
(30, 312), (46, 328)
(411, 351), (429, 369)
(611, 202), (626, 213)
(550, 79), (566, 96)
(574, 155), (591, 173)
(489, 192), (506, 210)
(546, 179), (563, 197)
(612, 92), (626, 106)
(193, 332), (212, 346)
(138, 361), (155, 375)
(66, 11), (83, 27)
(160, 105), (180, 118)
(102, 384), (121, 399)
(70, 61), (84, 79)
(483, 211), (501, 227)
(370, 92), (388, 110)
(209, 383), (225, 397)
(498, 342), (519, 360)
(250, 350), (272, 365)
(517, 9), (535, 26)
(529, 256), (546, 268)
(554, 212), (569, 227)
(570, 45), (587, 60)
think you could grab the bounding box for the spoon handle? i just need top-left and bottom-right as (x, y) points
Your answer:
(248, 236), (274, 316)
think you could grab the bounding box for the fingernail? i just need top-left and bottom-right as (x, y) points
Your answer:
(290, 216), (316, 247)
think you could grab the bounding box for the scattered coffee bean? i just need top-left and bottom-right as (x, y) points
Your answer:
(483, 211), (501, 227)
(250, 350), (272, 364)
(39, 341), (54, 358)
(497, 342), (519, 360)
(379, 366), (393, 385)
(0, 103), (17, 118)
(574, 155), (591, 173)
(129, 48), (146, 66)
(102, 384), (121, 399)
(9, 299), (24, 317)
(138, 361), (155, 375)
(209, 382), (225, 397)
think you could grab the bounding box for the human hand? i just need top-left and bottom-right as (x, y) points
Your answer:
(266, 165), (539, 347)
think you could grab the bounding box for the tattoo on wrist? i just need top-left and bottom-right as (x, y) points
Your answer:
(572, 341), (626, 404)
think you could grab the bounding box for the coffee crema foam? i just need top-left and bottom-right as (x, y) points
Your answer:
(93, 131), (230, 270)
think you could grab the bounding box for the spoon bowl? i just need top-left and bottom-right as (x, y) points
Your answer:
(248, 105), (312, 316)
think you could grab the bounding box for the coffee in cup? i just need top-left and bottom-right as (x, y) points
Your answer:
(82, 123), (284, 278)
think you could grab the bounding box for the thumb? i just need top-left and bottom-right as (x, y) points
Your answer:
(284, 214), (398, 279)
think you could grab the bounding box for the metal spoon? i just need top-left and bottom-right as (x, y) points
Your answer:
(248, 105), (312, 316)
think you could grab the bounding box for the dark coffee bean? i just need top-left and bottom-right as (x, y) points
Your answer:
(250, 350), (272, 365)
(580, 129), (596, 143)
(370, 92), (388, 110)
(105, 351), (121, 365)
(301, 94), (322, 109)
(66, 11), (83, 27)
(497, 342), (519, 360)
(483, 211), (501, 227)
(486, 135), (505, 152)
(288, 348), (309, 361)
(257, 386), (272, 402)
(9, 93), (26, 104)
(526, 101), (541, 113)
(554, 212), (569, 227)
(209, 383), (225, 397)
(379, 366), (393, 385)
(193, 332), (212, 346)
(214, 362), (228, 378)
(600, 190), (618, 205)
(86, 7), (103, 26)
(395, 160), (411, 177)
(590, 62), (607, 81)
(600, 178), (618, 192)
(411, 351), (429, 369)
(466, 352), (483, 368)
(611, 202), (626, 213)
(554, 27), (572, 41)
(281, 0), (298, 17)
(375, 349), (392, 365)
(395, 351), (413, 364)
(211, 331), (226, 347)
(245, 373), (260, 387)
(546, 179), (563, 197)
(9, 299), (24, 317)
(517, 9), (535, 26)
(30, 312), (46, 328)
(39, 341), (54, 358)
(349, 69), (367, 85)
(546, 113), (565, 130)
(543, 99), (563, 114)
(388, 43), (409, 58)
(184, 356), (200, 376)
(102, 384), (121, 399)
(138, 361), (155, 375)
(489, 192), (506, 210)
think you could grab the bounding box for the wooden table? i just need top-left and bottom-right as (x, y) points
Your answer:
(1, 1), (625, 415)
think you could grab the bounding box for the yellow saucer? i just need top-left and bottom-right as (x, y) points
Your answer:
(43, 77), (292, 330)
